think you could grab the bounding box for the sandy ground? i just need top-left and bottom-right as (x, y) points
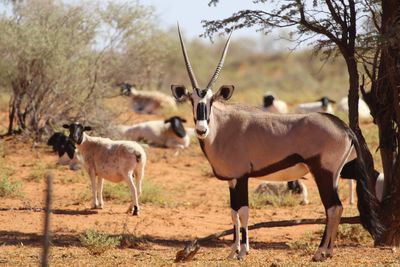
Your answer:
(0, 110), (398, 266)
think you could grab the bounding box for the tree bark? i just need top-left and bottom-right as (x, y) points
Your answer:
(375, 0), (400, 246)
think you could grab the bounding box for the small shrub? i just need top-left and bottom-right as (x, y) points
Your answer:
(250, 191), (298, 209)
(27, 163), (47, 182)
(287, 232), (318, 255)
(103, 180), (166, 206)
(0, 176), (23, 198)
(79, 229), (121, 255)
(140, 180), (165, 205)
(337, 224), (372, 244)
(103, 183), (131, 204)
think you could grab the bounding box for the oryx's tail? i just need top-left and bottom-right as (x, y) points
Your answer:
(321, 113), (383, 239)
(345, 127), (383, 239)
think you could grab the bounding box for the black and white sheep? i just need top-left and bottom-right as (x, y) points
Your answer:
(63, 123), (146, 216)
(262, 93), (288, 114)
(295, 97), (336, 114)
(118, 116), (190, 149)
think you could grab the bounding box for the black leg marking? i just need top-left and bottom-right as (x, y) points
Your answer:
(229, 177), (249, 211)
(233, 225), (236, 242)
(240, 227), (247, 245)
(132, 205), (139, 216)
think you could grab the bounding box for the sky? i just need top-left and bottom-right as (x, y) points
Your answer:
(143, 0), (269, 39)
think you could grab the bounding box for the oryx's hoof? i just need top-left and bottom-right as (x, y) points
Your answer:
(227, 249), (239, 259)
(300, 200), (310, 205)
(132, 205), (139, 216)
(237, 249), (247, 260)
(312, 250), (331, 262)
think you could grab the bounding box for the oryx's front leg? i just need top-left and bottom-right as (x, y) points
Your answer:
(227, 177), (249, 260)
(227, 179), (240, 259)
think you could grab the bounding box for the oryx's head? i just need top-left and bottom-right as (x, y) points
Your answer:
(171, 25), (234, 139)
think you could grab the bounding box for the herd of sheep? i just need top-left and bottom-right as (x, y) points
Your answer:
(47, 86), (381, 216)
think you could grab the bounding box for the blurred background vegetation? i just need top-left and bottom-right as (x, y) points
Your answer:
(0, 0), (350, 139)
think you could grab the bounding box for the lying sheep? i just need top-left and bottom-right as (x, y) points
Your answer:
(337, 97), (373, 123)
(118, 116), (190, 149)
(262, 93), (288, 114)
(47, 132), (80, 170)
(63, 123), (146, 215)
(255, 180), (309, 205)
(121, 83), (177, 114)
(295, 97), (336, 114)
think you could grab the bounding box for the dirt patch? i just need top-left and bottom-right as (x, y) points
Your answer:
(0, 130), (396, 266)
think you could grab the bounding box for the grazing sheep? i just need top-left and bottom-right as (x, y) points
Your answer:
(121, 83), (177, 114)
(63, 123), (146, 215)
(337, 97), (373, 123)
(118, 116), (190, 149)
(262, 93), (288, 114)
(295, 97), (336, 114)
(255, 180), (309, 205)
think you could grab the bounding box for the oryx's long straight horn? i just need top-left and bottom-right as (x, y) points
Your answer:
(206, 29), (233, 90)
(177, 23), (199, 89)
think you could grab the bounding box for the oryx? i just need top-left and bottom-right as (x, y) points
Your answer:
(171, 26), (381, 261)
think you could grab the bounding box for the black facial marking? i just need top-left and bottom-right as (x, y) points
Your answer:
(229, 177), (249, 211)
(195, 88), (207, 98)
(196, 102), (207, 121)
(240, 227), (247, 244)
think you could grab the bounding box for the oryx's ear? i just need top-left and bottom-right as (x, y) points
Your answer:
(171, 85), (189, 101)
(164, 118), (171, 123)
(63, 124), (69, 129)
(83, 126), (92, 131)
(328, 98), (336, 104)
(214, 85), (234, 101)
(179, 117), (187, 123)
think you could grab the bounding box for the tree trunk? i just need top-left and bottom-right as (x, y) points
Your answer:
(375, 0), (400, 246)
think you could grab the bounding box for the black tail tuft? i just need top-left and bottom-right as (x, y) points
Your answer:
(347, 128), (384, 239)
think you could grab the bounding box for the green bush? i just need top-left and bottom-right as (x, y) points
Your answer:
(79, 229), (121, 255)
(250, 191), (298, 209)
(0, 176), (23, 198)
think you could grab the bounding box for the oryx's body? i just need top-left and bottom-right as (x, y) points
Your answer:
(200, 102), (351, 182)
(171, 25), (381, 262)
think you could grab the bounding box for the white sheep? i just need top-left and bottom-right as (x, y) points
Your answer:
(295, 97), (336, 114)
(63, 123), (146, 216)
(337, 97), (373, 123)
(120, 83), (177, 114)
(118, 116), (190, 149)
(262, 93), (288, 114)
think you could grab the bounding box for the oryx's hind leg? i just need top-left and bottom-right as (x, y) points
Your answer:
(311, 166), (343, 262)
(227, 177), (249, 260)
